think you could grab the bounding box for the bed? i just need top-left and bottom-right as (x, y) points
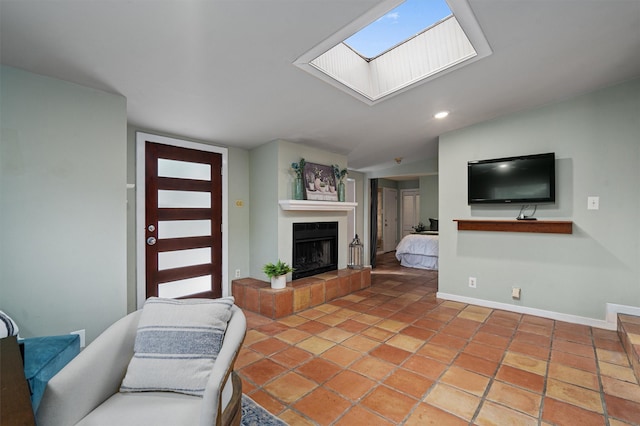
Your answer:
(395, 233), (439, 270)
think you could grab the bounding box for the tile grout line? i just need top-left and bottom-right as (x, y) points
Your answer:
(592, 323), (612, 425)
(537, 317), (554, 425)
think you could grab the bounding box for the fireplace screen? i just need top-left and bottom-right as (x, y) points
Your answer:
(292, 222), (338, 280)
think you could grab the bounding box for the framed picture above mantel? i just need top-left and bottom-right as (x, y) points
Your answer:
(303, 162), (338, 201)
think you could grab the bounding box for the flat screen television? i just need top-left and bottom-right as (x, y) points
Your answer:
(468, 152), (555, 204)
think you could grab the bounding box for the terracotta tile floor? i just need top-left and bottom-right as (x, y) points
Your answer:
(237, 252), (640, 425)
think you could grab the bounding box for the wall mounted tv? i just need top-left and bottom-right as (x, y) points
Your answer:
(468, 152), (555, 204)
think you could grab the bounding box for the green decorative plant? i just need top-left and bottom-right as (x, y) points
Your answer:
(291, 158), (306, 179)
(412, 222), (428, 232)
(332, 164), (348, 184)
(262, 260), (294, 278)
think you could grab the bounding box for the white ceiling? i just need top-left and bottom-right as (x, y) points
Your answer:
(1, 0), (639, 172)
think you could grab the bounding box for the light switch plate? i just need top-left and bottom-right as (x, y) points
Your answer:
(587, 196), (599, 210)
(512, 287), (521, 300)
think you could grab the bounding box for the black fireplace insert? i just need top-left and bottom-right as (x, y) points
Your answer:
(292, 222), (338, 280)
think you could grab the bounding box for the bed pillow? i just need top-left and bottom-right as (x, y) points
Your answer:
(120, 296), (234, 396)
(0, 310), (19, 338)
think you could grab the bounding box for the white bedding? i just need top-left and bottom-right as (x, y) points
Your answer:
(395, 234), (439, 270)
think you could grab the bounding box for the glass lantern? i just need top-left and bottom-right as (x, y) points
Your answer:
(348, 234), (363, 269)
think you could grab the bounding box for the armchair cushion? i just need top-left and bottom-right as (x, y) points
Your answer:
(120, 297), (234, 397)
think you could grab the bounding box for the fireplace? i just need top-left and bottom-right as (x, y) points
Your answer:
(292, 222), (338, 280)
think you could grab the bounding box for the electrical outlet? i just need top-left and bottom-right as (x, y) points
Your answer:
(468, 277), (477, 288)
(70, 329), (86, 348)
(234, 269), (241, 278)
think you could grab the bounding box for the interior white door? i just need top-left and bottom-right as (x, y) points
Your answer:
(382, 187), (397, 252)
(401, 189), (420, 237)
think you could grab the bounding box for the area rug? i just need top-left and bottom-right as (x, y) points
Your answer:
(241, 394), (288, 426)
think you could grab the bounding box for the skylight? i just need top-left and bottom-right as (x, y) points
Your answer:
(344, 0), (453, 59)
(294, 0), (492, 105)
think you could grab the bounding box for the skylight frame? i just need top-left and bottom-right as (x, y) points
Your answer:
(343, 13), (454, 62)
(343, 0), (455, 61)
(294, 0), (492, 105)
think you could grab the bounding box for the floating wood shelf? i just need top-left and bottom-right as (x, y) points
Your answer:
(454, 219), (573, 234)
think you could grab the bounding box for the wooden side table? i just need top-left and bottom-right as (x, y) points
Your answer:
(1, 335), (35, 426)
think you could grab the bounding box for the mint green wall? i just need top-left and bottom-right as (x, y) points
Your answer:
(378, 178), (398, 189)
(439, 79), (640, 320)
(249, 141), (279, 278)
(420, 174), (438, 223)
(398, 180), (419, 190)
(228, 147), (251, 280)
(348, 170), (366, 241)
(126, 126), (137, 312)
(1, 67), (127, 342)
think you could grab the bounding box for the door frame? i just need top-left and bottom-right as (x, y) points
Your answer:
(346, 178), (356, 241)
(382, 187), (398, 252)
(136, 132), (228, 309)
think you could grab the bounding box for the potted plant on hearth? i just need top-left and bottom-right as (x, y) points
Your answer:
(262, 260), (294, 289)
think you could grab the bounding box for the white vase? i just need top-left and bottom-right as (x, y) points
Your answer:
(270, 275), (287, 289)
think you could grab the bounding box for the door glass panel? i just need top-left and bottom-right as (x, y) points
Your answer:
(158, 220), (211, 239)
(158, 159), (211, 181)
(158, 275), (211, 298)
(158, 247), (211, 270)
(158, 190), (211, 208)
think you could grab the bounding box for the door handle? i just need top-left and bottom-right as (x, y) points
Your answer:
(146, 237), (157, 246)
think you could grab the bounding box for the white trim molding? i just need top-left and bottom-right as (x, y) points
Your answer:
(606, 303), (640, 325)
(279, 200), (357, 211)
(436, 292), (619, 330)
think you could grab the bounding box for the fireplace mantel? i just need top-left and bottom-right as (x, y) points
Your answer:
(279, 200), (357, 211)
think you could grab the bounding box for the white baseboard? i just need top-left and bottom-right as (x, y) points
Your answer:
(436, 292), (622, 330)
(606, 303), (640, 325)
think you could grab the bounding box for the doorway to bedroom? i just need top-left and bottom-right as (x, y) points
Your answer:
(371, 174), (439, 281)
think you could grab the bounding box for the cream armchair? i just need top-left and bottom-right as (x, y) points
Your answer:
(36, 305), (246, 426)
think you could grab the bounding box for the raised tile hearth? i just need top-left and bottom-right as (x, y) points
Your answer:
(232, 268), (371, 319)
(618, 313), (640, 383)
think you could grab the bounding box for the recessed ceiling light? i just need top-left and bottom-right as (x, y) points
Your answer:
(434, 111), (450, 119)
